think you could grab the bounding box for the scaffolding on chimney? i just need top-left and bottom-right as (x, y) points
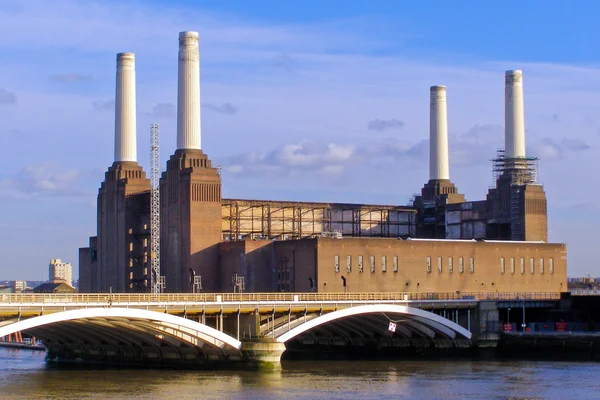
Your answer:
(492, 149), (539, 185)
(492, 149), (539, 240)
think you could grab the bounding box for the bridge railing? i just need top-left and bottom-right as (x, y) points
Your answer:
(569, 289), (600, 296)
(0, 291), (561, 305)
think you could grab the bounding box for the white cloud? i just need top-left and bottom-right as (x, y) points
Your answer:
(0, 163), (93, 199)
(149, 103), (175, 119)
(202, 103), (238, 115)
(0, 88), (16, 104)
(561, 137), (590, 151)
(367, 118), (404, 131)
(223, 141), (355, 177)
(92, 99), (114, 111)
(49, 73), (93, 83)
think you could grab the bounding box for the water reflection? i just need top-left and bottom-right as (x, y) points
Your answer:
(1, 348), (600, 399)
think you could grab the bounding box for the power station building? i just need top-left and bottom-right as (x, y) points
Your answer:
(78, 31), (567, 295)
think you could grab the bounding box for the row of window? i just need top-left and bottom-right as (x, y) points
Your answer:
(334, 255), (398, 273)
(500, 257), (554, 275)
(426, 256), (474, 274)
(334, 255), (556, 275)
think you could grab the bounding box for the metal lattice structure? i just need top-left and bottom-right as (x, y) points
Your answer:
(150, 123), (162, 293)
(221, 199), (417, 241)
(492, 149), (539, 186)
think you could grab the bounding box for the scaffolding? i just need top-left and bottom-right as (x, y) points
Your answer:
(492, 149), (539, 240)
(492, 149), (539, 186)
(221, 199), (416, 240)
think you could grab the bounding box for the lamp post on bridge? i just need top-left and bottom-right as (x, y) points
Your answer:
(522, 299), (526, 332)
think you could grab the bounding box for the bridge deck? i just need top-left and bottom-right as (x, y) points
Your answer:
(0, 292), (560, 318)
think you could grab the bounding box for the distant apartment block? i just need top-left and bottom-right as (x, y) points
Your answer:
(49, 258), (72, 285)
(12, 280), (26, 292)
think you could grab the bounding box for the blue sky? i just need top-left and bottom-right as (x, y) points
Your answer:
(0, 0), (599, 280)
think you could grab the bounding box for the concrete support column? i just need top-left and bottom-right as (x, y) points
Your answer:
(241, 338), (286, 370)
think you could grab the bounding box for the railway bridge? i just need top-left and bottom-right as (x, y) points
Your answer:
(0, 292), (559, 368)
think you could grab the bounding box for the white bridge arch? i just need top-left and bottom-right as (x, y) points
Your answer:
(275, 304), (472, 343)
(0, 307), (241, 358)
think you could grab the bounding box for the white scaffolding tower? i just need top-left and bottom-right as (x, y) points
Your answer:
(150, 123), (164, 293)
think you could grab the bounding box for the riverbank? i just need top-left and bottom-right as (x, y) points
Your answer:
(0, 341), (45, 351)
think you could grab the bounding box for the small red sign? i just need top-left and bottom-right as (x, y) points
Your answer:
(555, 322), (568, 332)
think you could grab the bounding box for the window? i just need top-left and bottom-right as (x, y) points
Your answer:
(393, 256), (398, 273)
(448, 257), (453, 274)
(346, 256), (352, 273)
(510, 258), (515, 274)
(469, 257), (474, 274)
(334, 255), (339, 272)
(143, 238), (148, 247)
(500, 258), (505, 274)
(520, 258), (525, 274)
(382, 256), (387, 272)
(358, 255), (364, 273)
(530, 258), (535, 274)
(370, 256), (376, 273)
(129, 242), (133, 251)
(426, 256), (432, 273)
(129, 272), (133, 279)
(549, 258), (554, 274)
(437, 256), (442, 273)
(459, 257), (464, 274)
(540, 258), (544, 274)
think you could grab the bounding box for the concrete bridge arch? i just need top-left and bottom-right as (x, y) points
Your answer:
(274, 304), (472, 343)
(0, 307), (242, 363)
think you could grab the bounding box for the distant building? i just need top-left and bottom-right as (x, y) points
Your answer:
(33, 282), (75, 294)
(12, 280), (26, 292)
(49, 259), (72, 286)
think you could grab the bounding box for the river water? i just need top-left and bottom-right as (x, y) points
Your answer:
(1, 348), (600, 399)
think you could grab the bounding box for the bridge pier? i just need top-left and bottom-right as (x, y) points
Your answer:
(241, 338), (286, 370)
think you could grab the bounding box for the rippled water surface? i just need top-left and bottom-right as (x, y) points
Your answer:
(1, 348), (600, 399)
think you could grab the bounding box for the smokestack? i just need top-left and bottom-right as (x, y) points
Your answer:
(429, 85), (450, 180)
(505, 70), (526, 158)
(177, 31), (201, 150)
(114, 53), (137, 162)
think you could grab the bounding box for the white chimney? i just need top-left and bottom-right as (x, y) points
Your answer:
(505, 70), (526, 158)
(114, 52), (137, 162)
(429, 85), (450, 180)
(177, 31), (201, 150)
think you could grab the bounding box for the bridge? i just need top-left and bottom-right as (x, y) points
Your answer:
(0, 291), (560, 368)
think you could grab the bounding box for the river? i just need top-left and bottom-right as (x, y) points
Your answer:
(1, 348), (600, 399)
